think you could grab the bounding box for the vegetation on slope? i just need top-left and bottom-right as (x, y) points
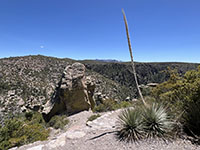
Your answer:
(0, 111), (69, 150)
(87, 114), (101, 122)
(93, 99), (133, 112)
(0, 112), (49, 150)
(152, 66), (200, 140)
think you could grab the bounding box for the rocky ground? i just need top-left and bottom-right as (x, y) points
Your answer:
(10, 109), (200, 150)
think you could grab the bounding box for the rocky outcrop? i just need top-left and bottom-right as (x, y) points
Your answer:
(42, 63), (95, 121)
(94, 92), (110, 105)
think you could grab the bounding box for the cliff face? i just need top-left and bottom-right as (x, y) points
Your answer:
(0, 55), (199, 122)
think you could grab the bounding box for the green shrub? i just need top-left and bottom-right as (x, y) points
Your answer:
(10, 123), (49, 147)
(0, 119), (22, 146)
(93, 99), (117, 112)
(46, 115), (69, 129)
(87, 114), (101, 122)
(0, 117), (49, 150)
(25, 112), (33, 121)
(118, 101), (133, 108)
(152, 66), (200, 139)
(0, 112), (71, 149)
(183, 102), (200, 137)
(93, 99), (132, 113)
(30, 112), (45, 125)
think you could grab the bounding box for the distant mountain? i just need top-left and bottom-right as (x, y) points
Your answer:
(0, 55), (199, 123)
(94, 59), (122, 63)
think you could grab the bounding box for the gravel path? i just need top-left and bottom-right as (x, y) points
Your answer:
(10, 109), (200, 150)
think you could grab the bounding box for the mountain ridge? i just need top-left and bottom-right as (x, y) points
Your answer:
(0, 55), (199, 123)
(1, 54), (199, 64)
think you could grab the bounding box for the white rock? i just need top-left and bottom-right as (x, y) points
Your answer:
(18, 99), (25, 106)
(47, 133), (67, 148)
(66, 131), (86, 139)
(27, 145), (44, 150)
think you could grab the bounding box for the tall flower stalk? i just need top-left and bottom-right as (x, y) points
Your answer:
(117, 11), (174, 143)
(122, 9), (146, 106)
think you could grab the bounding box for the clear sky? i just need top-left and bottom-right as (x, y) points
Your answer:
(0, 0), (200, 62)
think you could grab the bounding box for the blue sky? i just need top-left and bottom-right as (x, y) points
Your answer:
(0, 0), (200, 62)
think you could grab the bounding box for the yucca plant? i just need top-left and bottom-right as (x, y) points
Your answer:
(118, 9), (174, 143)
(117, 103), (174, 142)
(116, 108), (144, 142)
(142, 103), (174, 140)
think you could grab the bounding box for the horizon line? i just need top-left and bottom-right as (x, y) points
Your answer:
(0, 54), (199, 64)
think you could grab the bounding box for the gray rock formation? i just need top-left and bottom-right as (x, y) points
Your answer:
(42, 63), (95, 121)
(94, 92), (110, 105)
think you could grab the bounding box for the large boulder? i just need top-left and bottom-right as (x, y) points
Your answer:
(42, 63), (95, 121)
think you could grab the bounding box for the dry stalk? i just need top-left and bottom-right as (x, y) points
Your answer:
(122, 9), (146, 106)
